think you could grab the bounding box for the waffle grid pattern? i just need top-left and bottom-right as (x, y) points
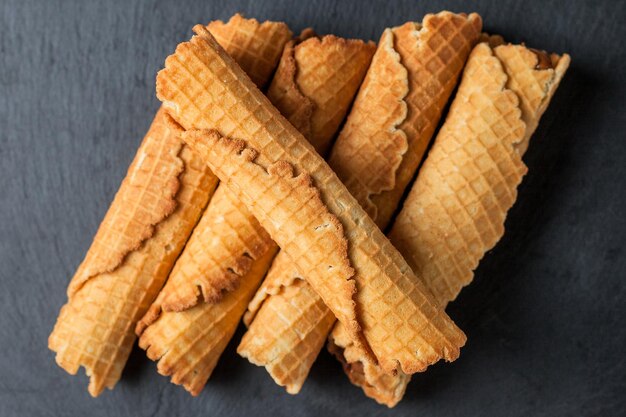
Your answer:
(159, 27), (466, 375)
(138, 247), (278, 395)
(239, 263), (335, 393)
(290, 36), (375, 154)
(49, 14), (289, 396)
(239, 11), (482, 397)
(157, 184), (276, 310)
(330, 12), (482, 227)
(68, 109), (184, 294)
(49, 124), (217, 396)
(207, 14), (292, 89)
(136, 30), (373, 395)
(389, 42), (568, 306)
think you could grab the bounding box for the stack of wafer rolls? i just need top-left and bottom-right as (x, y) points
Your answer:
(328, 36), (570, 406)
(135, 30), (376, 395)
(48, 14), (292, 397)
(48, 8), (570, 407)
(157, 18), (469, 388)
(239, 11), (483, 396)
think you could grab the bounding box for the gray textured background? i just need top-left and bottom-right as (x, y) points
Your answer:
(1, 0), (625, 416)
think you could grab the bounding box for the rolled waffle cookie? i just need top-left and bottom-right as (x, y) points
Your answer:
(239, 11), (482, 396)
(159, 25), (466, 375)
(390, 41), (570, 306)
(48, 14), (292, 397)
(135, 31), (374, 395)
(331, 39), (570, 407)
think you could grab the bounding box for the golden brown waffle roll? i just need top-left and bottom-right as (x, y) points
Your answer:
(139, 247), (278, 395)
(390, 42), (570, 306)
(48, 109), (217, 397)
(239, 11), (482, 398)
(48, 15), (291, 397)
(158, 26), (466, 375)
(330, 12), (482, 224)
(135, 31), (374, 395)
(333, 40), (570, 407)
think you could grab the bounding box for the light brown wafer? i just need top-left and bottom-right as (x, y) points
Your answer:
(239, 11), (482, 398)
(390, 42), (570, 306)
(139, 31), (374, 313)
(48, 14), (291, 396)
(49, 109), (217, 396)
(335, 40), (570, 407)
(270, 34), (377, 155)
(158, 26), (466, 374)
(134, 30), (374, 395)
(240, 250), (336, 393)
(138, 246), (278, 395)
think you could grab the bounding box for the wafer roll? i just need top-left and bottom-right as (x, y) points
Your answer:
(48, 15), (291, 396)
(139, 247), (278, 395)
(331, 39), (570, 407)
(390, 41), (570, 306)
(135, 31), (374, 394)
(159, 25), (466, 375)
(239, 12), (482, 397)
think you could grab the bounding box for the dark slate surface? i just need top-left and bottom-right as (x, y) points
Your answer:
(1, 0), (625, 415)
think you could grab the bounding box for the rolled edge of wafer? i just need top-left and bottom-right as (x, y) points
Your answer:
(67, 108), (185, 297)
(269, 33), (376, 155)
(147, 183), (276, 313)
(329, 11), (482, 226)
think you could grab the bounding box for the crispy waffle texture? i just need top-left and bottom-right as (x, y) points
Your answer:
(48, 109), (217, 396)
(240, 11), (482, 399)
(390, 42), (570, 306)
(138, 247), (278, 395)
(157, 26), (466, 376)
(330, 12), (482, 225)
(135, 30), (373, 395)
(207, 13), (292, 88)
(48, 14), (291, 396)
